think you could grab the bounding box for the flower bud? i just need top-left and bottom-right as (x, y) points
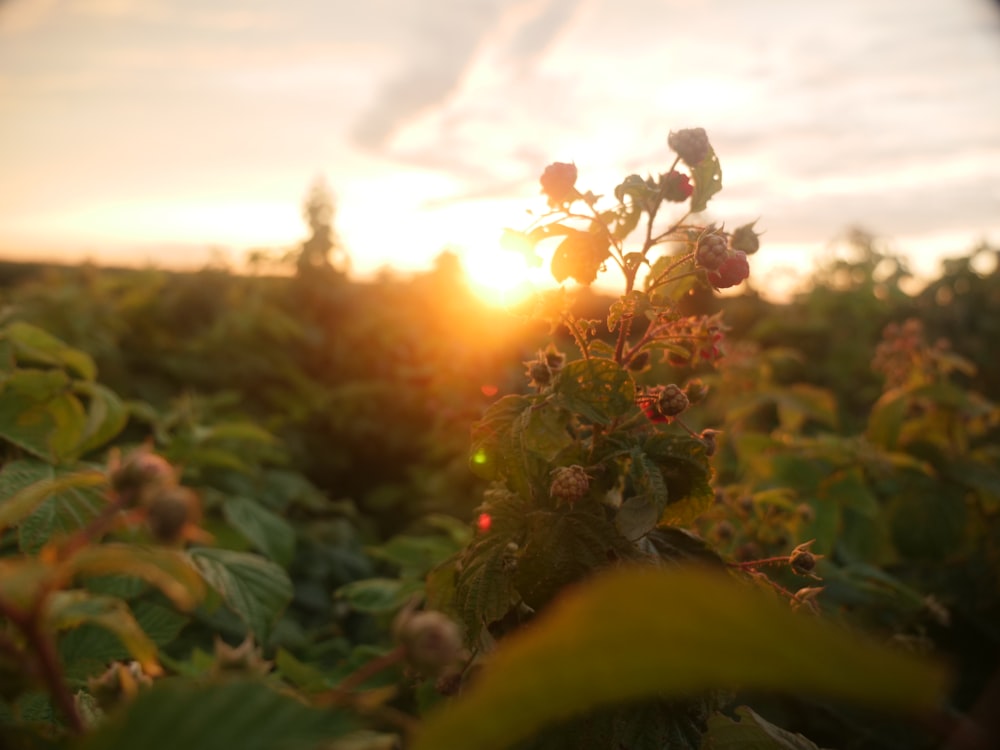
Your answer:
(110, 448), (177, 505)
(145, 485), (200, 545)
(730, 221), (762, 255)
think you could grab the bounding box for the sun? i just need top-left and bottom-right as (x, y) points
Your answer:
(463, 247), (540, 306)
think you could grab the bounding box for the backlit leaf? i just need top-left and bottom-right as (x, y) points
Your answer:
(413, 566), (947, 750)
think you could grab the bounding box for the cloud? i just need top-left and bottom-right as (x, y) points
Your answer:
(350, 0), (583, 152)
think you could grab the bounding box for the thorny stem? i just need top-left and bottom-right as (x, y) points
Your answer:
(561, 313), (592, 361)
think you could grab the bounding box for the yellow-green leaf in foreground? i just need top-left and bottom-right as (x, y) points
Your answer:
(63, 544), (205, 612)
(412, 566), (948, 750)
(0, 467), (105, 532)
(45, 590), (161, 675)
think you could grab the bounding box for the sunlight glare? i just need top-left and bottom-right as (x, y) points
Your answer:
(463, 247), (538, 306)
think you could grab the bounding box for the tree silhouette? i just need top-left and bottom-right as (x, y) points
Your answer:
(296, 178), (347, 276)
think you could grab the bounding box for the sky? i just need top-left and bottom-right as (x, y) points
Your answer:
(1, 0), (999, 298)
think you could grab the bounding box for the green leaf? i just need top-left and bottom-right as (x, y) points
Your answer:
(689, 146), (722, 213)
(522, 402), (573, 462)
(702, 706), (826, 749)
(0, 460), (106, 552)
(470, 395), (531, 480)
(608, 291), (649, 333)
(80, 680), (353, 750)
(412, 566), (948, 750)
(190, 548), (293, 644)
(0, 380), (88, 463)
(616, 495), (659, 541)
(368, 533), (462, 579)
(0, 463), (105, 533)
(336, 577), (423, 614)
(222, 496), (296, 566)
(642, 434), (714, 526)
(46, 591), (161, 675)
(4, 320), (97, 381)
(553, 358), (635, 426)
(73, 381), (129, 456)
(514, 506), (634, 610)
(60, 601), (189, 679)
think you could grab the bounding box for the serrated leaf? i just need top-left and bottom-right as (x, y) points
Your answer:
(412, 566), (948, 750)
(80, 680), (353, 750)
(222, 496), (296, 566)
(0, 463), (105, 532)
(190, 548), (292, 644)
(0, 460), (106, 552)
(690, 146), (722, 213)
(522, 403), (573, 461)
(455, 532), (520, 641)
(608, 291), (649, 333)
(554, 358), (635, 426)
(46, 591), (161, 675)
(60, 601), (189, 678)
(470, 395), (531, 480)
(643, 434), (714, 526)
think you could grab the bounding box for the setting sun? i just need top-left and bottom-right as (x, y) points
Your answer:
(462, 247), (541, 306)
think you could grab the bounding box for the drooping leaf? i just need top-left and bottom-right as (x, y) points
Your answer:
(189, 548), (293, 643)
(73, 381), (129, 456)
(4, 321), (97, 381)
(412, 566), (948, 750)
(0, 380), (88, 463)
(553, 358), (635, 426)
(642, 434), (714, 526)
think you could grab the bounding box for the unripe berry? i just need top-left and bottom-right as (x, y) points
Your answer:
(668, 128), (710, 167)
(657, 384), (689, 417)
(145, 486), (200, 545)
(695, 233), (729, 272)
(543, 346), (566, 371)
(789, 540), (822, 577)
(685, 379), (709, 405)
(549, 465), (590, 505)
(110, 449), (177, 504)
(395, 611), (464, 676)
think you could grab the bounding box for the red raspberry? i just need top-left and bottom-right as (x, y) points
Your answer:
(660, 170), (693, 202)
(707, 250), (749, 289)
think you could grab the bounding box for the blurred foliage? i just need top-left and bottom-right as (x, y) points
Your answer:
(0, 204), (997, 749)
